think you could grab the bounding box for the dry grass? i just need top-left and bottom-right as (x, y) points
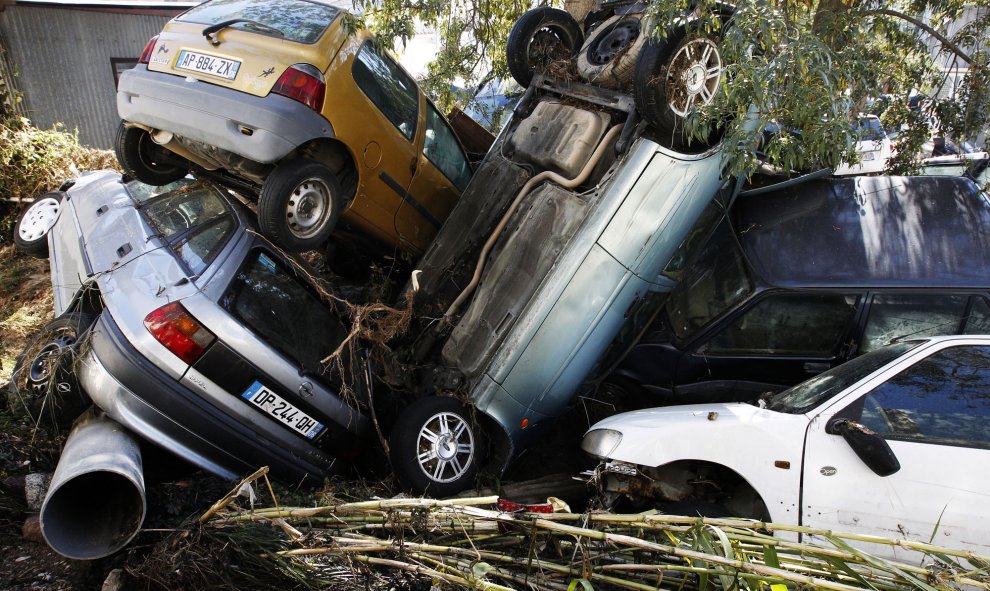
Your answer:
(0, 244), (54, 385)
(0, 118), (118, 202)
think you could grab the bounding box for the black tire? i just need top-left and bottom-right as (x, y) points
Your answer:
(389, 396), (482, 497)
(8, 312), (96, 430)
(576, 14), (646, 87)
(506, 7), (584, 88)
(633, 29), (726, 151)
(114, 121), (188, 186)
(13, 191), (64, 258)
(257, 158), (344, 252)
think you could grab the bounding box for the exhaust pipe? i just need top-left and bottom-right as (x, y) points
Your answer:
(40, 412), (146, 560)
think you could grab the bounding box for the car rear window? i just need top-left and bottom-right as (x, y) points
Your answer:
(134, 182), (235, 276)
(221, 250), (349, 374)
(177, 0), (340, 44)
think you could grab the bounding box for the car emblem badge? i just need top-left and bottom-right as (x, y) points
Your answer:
(820, 466), (837, 476)
(261, 67), (275, 77)
(158, 45), (169, 54)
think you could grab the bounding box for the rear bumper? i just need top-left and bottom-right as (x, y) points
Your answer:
(80, 312), (341, 483)
(117, 65), (334, 164)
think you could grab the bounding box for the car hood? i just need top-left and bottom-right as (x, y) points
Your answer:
(583, 402), (810, 468)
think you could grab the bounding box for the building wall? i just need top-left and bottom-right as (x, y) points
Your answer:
(0, 3), (185, 148)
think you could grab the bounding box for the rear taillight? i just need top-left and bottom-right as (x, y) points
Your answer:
(138, 35), (159, 65)
(144, 302), (216, 365)
(271, 64), (325, 111)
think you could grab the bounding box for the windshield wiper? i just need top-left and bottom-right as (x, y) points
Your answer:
(203, 19), (285, 46)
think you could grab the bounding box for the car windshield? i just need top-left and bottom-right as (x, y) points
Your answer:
(666, 217), (754, 341)
(765, 341), (920, 414)
(177, 0), (340, 44)
(132, 182), (235, 276)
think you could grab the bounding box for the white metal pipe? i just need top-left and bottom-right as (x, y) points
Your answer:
(40, 412), (146, 560)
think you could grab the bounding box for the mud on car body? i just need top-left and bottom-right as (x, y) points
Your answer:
(11, 170), (372, 484)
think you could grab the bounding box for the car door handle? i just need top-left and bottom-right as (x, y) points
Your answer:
(803, 362), (830, 374)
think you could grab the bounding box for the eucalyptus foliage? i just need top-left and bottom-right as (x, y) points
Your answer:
(357, 0), (987, 177)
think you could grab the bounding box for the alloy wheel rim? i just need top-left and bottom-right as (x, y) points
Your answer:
(285, 177), (332, 239)
(665, 37), (723, 117)
(27, 333), (76, 394)
(18, 197), (61, 242)
(415, 411), (475, 483)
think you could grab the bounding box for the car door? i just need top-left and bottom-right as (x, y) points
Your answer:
(801, 341), (990, 560)
(396, 101), (471, 252)
(674, 291), (864, 403)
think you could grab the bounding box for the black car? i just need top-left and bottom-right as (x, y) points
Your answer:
(607, 174), (990, 405)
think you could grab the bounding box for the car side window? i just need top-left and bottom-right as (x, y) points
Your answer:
(424, 103), (471, 191)
(855, 345), (990, 449)
(221, 250), (349, 374)
(700, 293), (858, 355)
(352, 41), (419, 141)
(860, 294), (969, 353)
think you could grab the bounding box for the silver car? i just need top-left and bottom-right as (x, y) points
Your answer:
(11, 171), (371, 484)
(388, 77), (736, 496)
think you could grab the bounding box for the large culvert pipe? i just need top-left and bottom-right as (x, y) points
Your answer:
(40, 412), (145, 560)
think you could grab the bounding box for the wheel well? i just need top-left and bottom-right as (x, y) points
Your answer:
(65, 280), (104, 320)
(471, 408), (513, 477)
(296, 139), (358, 204)
(612, 459), (771, 521)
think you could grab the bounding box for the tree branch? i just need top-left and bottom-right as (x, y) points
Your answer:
(866, 8), (979, 68)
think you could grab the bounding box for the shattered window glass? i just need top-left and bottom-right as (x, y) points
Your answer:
(177, 0), (340, 44)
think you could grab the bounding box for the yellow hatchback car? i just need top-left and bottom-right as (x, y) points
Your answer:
(116, 0), (472, 253)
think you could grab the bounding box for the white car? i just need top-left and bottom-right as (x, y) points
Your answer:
(833, 115), (892, 176)
(582, 335), (990, 562)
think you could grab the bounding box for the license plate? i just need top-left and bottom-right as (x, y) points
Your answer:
(175, 50), (241, 80)
(242, 381), (324, 440)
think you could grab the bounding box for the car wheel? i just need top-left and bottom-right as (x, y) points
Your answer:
(506, 7), (584, 88)
(389, 396), (482, 497)
(257, 158), (344, 253)
(576, 14), (646, 87)
(114, 121), (188, 186)
(633, 29), (726, 151)
(8, 312), (96, 430)
(13, 191), (64, 259)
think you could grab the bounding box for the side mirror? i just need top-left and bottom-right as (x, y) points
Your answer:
(829, 419), (901, 477)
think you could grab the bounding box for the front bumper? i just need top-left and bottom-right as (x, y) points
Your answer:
(117, 65), (334, 164)
(79, 312), (340, 483)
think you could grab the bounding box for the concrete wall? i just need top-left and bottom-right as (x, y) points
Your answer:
(0, 2), (188, 148)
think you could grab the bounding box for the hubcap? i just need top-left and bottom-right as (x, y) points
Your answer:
(18, 197), (61, 242)
(285, 177), (332, 239)
(415, 411), (475, 483)
(26, 333), (76, 395)
(589, 19), (641, 65)
(665, 37), (723, 117)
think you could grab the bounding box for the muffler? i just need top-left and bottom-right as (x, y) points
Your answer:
(40, 411), (146, 560)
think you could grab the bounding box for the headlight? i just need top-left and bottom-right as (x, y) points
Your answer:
(581, 428), (623, 459)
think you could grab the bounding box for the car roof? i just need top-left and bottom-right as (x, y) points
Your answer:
(734, 175), (990, 288)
